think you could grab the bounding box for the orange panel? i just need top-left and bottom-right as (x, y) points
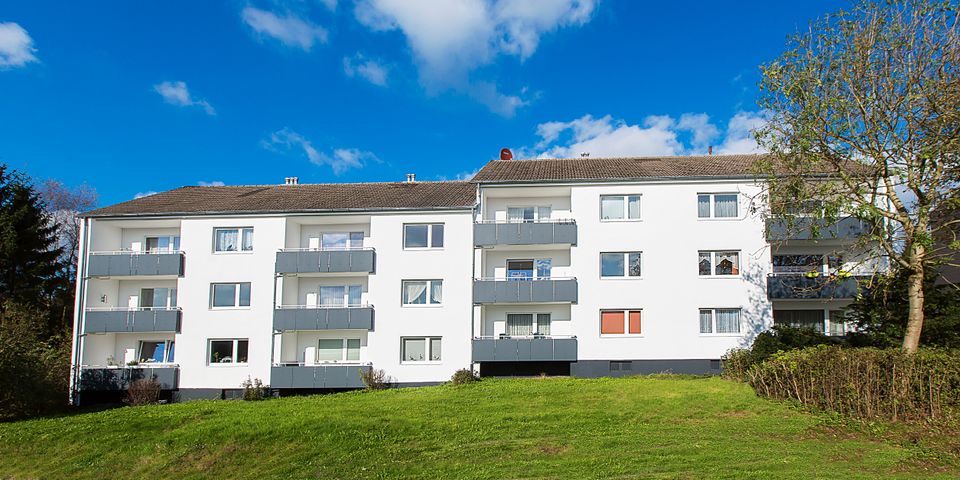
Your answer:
(629, 311), (642, 334)
(601, 311), (625, 334)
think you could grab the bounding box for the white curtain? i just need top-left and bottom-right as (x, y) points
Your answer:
(699, 310), (713, 333)
(697, 195), (711, 218)
(429, 338), (442, 361)
(404, 282), (427, 304)
(216, 229), (238, 251)
(507, 314), (534, 336)
(628, 196), (641, 219)
(241, 229), (254, 251)
(536, 314), (551, 335)
(347, 285), (362, 306)
(317, 339), (343, 362)
(715, 252), (739, 275)
(403, 338), (426, 361)
(716, 309), (741, 333)
(601, 197), (623, 220)
(698, 252), (712, 276)
(430, 280), (443, 304)
(714, 194), (738, 218)
(346, 339), (360, 361)
(320, 286), (345, 306)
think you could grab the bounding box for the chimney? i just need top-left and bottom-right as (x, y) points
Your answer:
(580, 152), (590, 158)
(708, 146), (713, 155)
(284, 177), (299, 185)
(406, 173), (416, 183)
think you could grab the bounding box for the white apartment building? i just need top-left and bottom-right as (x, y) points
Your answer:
(70, 154), (875, 404)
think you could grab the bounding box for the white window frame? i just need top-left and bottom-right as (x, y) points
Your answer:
(144, 235), (180, 253)
(599, 309), (644, 337)
(699, 308), (742, 335)
(697, 193), (740, 219)
(207, 338), (249, 365)
(315, 338), (362, 363)
(698, 250), (741, 277)
(314, 232), (364, 251)
(137, 340), (175, 364)
(213, 227), (254, 253)
(400, 337), (442, 364)
(402, 223), (444, 250)
(401, 279), (443, 307)
(210, 282), (252, 309)
(504, 312), (553, 337)
(599, 252), (642, 278)
(314, 284), (363, 307)
(506, 206), (552, 223)
(505, 258), (552, 280)
(599, 195), (642, 221)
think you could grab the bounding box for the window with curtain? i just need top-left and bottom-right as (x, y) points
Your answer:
(214, 228), (252, 252)
(536, 313), (552, 335)
(317, 339), (343, 362)
(401, 337), (443, 362)
(508, 207), (535, 223)
(536, 259), (552, 279)
(507, 314), (534, 336)
(774, 310), (824, 332)
(828, 310), (847, 336)
(700, 308), (741, 334)
(402, 280), (442, 305)
(699, 309), (714, 333)
(320, 286), (346, 306)
(698, 251), (740, 276)
(347, 285), (362, 306)
(429, 338), (442, 361)
(600, 195), (641, 220)
(697, 194), (738, 218)
(600, 310), (641, 335)
(697, 195), (711, 218)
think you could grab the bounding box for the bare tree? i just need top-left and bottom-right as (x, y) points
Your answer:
(39, 179), (98, 283)
(755, 0), (960, 352)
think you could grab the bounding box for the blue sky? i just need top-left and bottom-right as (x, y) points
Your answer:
(0, 0), (846, 206)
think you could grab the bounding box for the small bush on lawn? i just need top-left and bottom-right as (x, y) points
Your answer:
(722, 325), (839, 381)
(360, 368), (392, 390)
(240, 377), (270, 401)
(126, 378), (161, 406)
(746, 346), (960, 421)
(450, 368), (479, 385)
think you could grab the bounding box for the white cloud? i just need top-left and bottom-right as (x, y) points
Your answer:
(0, 22), (38, 68)
(242, 6), (328, 51)
(263, 128), (376, 175)
(134, 191), (157, 199)
(528, 111), (767, 158)
(353, 0), (595, 116)
(198, 180), (225, 187)
(343, 54), (389, 86)
(153, 81), (215, 115)
(319, 0), (338, 11)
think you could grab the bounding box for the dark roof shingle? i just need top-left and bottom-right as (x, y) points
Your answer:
(470, 154), (769, 183)
(83, 181), (476, 217)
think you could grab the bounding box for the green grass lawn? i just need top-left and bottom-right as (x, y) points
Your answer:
(0, 376), (956, 479)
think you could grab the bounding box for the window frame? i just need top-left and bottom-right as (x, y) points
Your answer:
(599, 309), (643, 337)
(697, 193), (740, 219)
(210, 282), (252, 309)
(137, 340), (175, 364)
(315, 338), (362, 363)
(401, 279), (443, 307)
(213, 227), (254, 253)
(599, 252), (642, 278)
(506, 205), (552, 223)
(698, 250), (741, 277)
(599, 194), (642, 221)
(698, 308), (742, 335)
(402, 223), (445, 250)
(504, 312), (552, 337)
(400, 336), (442, 364)
(144, 235), (181, 253)
(207, 338), (249, 365)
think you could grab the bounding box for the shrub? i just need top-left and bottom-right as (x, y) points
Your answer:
(722, 325), (839, 381)
(720, 348), (755, 381)
(359, 368), (392, 390)
(240, 377), (270, 401)
(126, 378), (161, 406)
(746, 346), (960, 421)
(0, 303), (70, 420)
(450, 368), (479, 385)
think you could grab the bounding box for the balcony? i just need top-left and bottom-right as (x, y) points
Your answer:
(474, 220), (577, 247)
(766, 217), (872, 241)
(87, 251), (184, 277)
(273, 305), (374, 331)
(767, 274), (868, 300)
(275, 249), (375, 274)
(473, 278), (578, 304)
(271, 364), (371, 389)
(84, 308), (181, 333)
(78, 366), (179, 391)
(472, 336), (578, 362)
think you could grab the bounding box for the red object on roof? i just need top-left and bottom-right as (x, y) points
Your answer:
(500, 148), (513, 160)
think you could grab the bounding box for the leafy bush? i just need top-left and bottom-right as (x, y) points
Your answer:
(0, 303), (70, 420)
(722, 325), (840, 381)
(360, 368), (392, 390)
(126, 378), (161, 406)
(746, 346), (960, 421)
(720, 348), (754, 381)
(240, 377), (270, 401)
(450, 368), (479, 385)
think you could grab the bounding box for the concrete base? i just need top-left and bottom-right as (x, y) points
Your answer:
(570, 359), (721, 377)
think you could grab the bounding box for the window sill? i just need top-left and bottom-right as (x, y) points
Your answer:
(401, 304), (443, 308)
(206, 363), (250, 367)
(599, 219), (643, 223)
(699, 333), (743, 338)
(212, 251), (255, 255)
(698, 275), (741, 279)
(696, 217), (741, 221)
(400, 361), (443, 365)
(403, 247), (445, 251)
(210, 307), (253, 311)
(599, 276), (644, 280)
(600, 334), (644, 338)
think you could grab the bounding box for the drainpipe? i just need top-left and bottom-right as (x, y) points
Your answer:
(470, 184), (480, 373)
(69, 218), (91, 406)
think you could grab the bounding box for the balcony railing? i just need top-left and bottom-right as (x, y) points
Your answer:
(87, 251), (184, 277)
(474, 219), (577, 246)
(473, 277), (578, 304)
(273, 304), (374, 331)
(84, 307), (181, 333)
(472, 336), (578, 362)
(275, 248), (375, 274)
(766, 217), (872, 241)
(78, 365), (179, 391)
(767, 273), (869, 300)
(270, 363), (371, 389)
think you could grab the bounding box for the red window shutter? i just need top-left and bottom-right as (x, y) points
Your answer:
(601, 311), (625, 334)
(628, 311), (642, 334)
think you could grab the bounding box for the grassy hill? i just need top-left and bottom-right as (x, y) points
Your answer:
(0, 376), (956, 479)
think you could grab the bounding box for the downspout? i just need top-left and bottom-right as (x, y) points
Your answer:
(69, 217), (91, 406)
(470, 184), (480, 371)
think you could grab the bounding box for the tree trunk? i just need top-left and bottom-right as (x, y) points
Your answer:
(902, 260), (925, 354)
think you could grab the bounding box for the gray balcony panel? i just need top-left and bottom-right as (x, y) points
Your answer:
(84, 309), (180, 333)
(472, 338), (578, 362)
(275, 250), (376, 274)
(767, 275), (867, 300)
(273, 307), (374, 331)
(271, 365), (371, 388)
(88, 253), (184, 277)
(79, 367), (178, 391)
(474, 222), (577, 247)
(473, 279), (578, 304)
(767, 217), (872, 241)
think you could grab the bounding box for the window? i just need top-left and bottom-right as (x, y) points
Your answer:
(600, 195), (641, 220)
(138, 340), (175, 363)
(772, 254), (824, 274)
(214, 228), (253, 252)
(211, 283), (251, 308)
(828, 310), (848, 336)
(506, 259), (552, 280)
(507, 206), (551, 223)
(699, 308), (741, 334)
(317, 232), (364, 250)
(505, 313), (552, 336)
(698, 251), (740, 276)
(208, 339), (248, 364)
(401, 337), (442, 362)
(139, 288), (177, 309)
(145, 236), (180, 253)
(403, 224), (444, 249)
(697, 193), (739, 218)
(610, 361), (632, 371)
(402, 280), (442, 305)
(600, 310), (642, 335)
(774, 310), (825, 332)
(600, 252), (642, 277)
(316, 285), (362, 307)
(316, 338), (361, 363)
